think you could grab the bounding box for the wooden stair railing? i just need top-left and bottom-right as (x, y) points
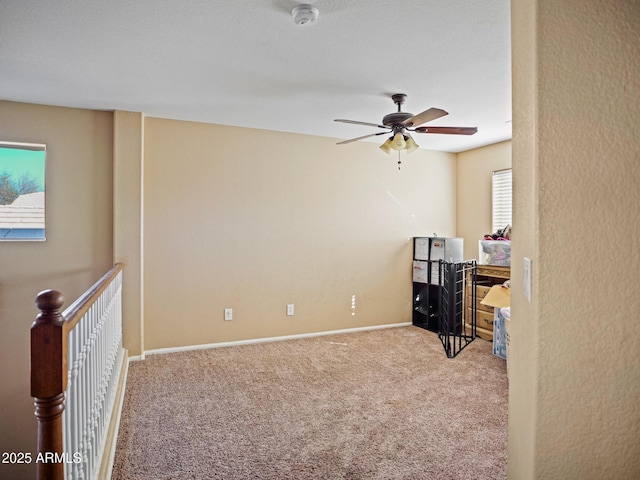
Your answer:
(30, 263), (125, 480)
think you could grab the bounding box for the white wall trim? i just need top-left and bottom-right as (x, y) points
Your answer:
(128, 322), (412, 360)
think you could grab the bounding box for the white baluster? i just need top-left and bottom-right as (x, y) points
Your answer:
(61, 269), (124, 480)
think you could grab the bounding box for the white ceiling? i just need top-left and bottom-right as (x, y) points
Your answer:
(0, 0), (511, 153)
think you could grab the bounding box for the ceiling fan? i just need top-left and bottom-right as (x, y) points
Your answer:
(334, 93), (477, 156)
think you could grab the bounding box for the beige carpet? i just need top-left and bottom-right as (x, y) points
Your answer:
(112, 326), (507, 479)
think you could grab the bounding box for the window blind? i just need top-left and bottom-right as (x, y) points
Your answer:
(492, 169), (512, 233)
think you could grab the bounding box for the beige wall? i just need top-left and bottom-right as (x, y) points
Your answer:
(456, 140), (512, 260)
(142, 117), (457, 350)
(114, 111), (145, 356)
(510, 1), (640, 478)
(0, 101), (114, 479)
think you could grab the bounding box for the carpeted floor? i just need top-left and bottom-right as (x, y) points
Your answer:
(112, 326), (507, 479)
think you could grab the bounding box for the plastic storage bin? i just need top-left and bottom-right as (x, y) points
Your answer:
(479, 240), (511, 266)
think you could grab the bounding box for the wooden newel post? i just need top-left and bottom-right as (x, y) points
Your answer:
(31, 289), (67, 480)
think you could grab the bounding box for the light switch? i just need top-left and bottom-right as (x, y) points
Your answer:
(523, 257), (532, 302)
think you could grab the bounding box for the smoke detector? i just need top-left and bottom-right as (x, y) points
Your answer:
(292, 4), (319, 26)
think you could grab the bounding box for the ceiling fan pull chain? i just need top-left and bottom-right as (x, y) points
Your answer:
(398, 151), (402, 170)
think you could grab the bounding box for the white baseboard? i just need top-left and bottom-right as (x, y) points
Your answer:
(134, 322), (412, 359)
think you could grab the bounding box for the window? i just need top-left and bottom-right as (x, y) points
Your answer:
(492, 168), (512, 234)
(0, 142), (46, 240)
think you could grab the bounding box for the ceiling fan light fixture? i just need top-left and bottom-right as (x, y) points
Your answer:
(405, 135), (419, 154)
(391, 132), (406, 151)
(379, 137), (393, 154)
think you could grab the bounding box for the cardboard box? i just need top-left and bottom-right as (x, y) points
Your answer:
(480, 285), (510, 360)
(480, 285), (510, 309)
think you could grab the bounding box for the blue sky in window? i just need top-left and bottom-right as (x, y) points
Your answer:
(0, 146), (45, 191)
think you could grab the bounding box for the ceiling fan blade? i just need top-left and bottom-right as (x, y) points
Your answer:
(413, 126), (478, 135)
(336, 131), (391, 145)
(402, 108), (448, 127)
(335, 119), (389, 129)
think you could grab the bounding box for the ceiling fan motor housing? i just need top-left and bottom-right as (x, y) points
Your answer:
(382, 112), (413, 127)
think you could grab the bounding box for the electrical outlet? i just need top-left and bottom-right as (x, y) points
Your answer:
(224, 308), (233, 321)
(287, 304), (294, 316)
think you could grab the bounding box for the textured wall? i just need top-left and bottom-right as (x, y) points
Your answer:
(510, 1), (640, 478)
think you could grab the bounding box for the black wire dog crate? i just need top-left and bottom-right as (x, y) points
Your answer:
(438, 260), (477, 358)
